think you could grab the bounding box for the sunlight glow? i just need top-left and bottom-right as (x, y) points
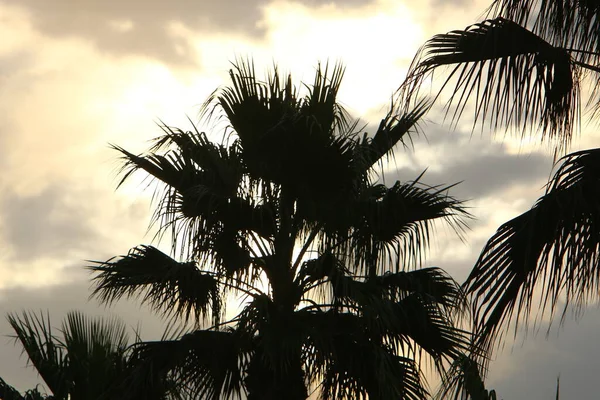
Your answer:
(188, 1), (423, 118)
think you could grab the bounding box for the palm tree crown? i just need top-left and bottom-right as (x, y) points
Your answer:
(89, 61), (472, 399)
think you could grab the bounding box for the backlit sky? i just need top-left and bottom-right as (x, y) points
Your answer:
(1, 0), (599, 398)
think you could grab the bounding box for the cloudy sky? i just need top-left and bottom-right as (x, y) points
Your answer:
(1, 0), (599, 398)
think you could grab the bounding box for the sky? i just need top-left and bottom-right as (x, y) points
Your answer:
(1, 0), (599, 398)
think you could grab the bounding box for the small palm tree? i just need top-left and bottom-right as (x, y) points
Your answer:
(1, 311), (176, 400)
(89, 61), (472, 399)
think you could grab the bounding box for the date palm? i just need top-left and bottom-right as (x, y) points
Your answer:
(89, 61), (472, 399)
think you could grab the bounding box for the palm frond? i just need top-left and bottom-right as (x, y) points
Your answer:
(300, 310), (428, 400)
(7, 312), (69, 399)
(298, 257), (466, 314)
(375, 267), (468, 313)
(465, 148), (600, 357)
(89, 245), (221, 325)
(301, 61), (350, 137)
(0, 377), (26, 400)
(123, 330), (245, 400)
(60, 312), (131, 400)
(337, 179), (469, 275)
(22, 389), (48, 400)
(112, 128), (275, 265)
(203, 59), (360, 202)
(355, 99), (431, 173)
(490, 0), (600, 67)
(299, 265), (470, 368)
(435, 353), (496, 400)
(364, 291), (471, 362)
(401, 17), (581, 151)
(62, 311), (129, 355)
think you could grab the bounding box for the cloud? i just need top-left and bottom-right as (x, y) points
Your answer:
(0, 185), (98, 262)
(1, 0), (264, 64)
(398, 132), (553, 201)
(486, 307), (600, 399)
(1, 0), (381, 66)
(378, 118), (554, 207)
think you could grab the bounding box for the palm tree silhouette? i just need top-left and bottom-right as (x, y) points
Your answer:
(89, 61), (472, 399)
(401, 0), (600, 393)
(0, 311), (177, 400)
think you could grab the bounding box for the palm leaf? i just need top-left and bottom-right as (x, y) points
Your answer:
(435, 353), (497, 400)
(123, 330), (245, 400)
(23, 389), (49, 400)
(299, 263), (470, 369)
(348, 288), (470, 361)
(89, 245), (221, 325)
(299, 258), (466, 314)
(0, 377), (27, 400)
(112, 139), (275, 260)
(301, 61), (350, 137)
(7, 312), (69, 399)
(203, 59), (361, 202)
(60, 311), (130, 400)
(325, 178), (469, 276)
(354, 99), (430, 173)
(149, 123), (243, 197)
(402, 17), (582, 150)
(465, 148), (600, 357)
(490, 0), (600, 67)
(299, 310), (428, 400)
(375, 267), (468, 313)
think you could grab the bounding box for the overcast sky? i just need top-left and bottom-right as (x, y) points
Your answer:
(1, 0), (599, 398)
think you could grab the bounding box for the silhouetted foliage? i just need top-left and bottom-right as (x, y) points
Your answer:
(402, 0), (600, 396)
(0, 311), (178, 400)
(89, 61), (472, 400)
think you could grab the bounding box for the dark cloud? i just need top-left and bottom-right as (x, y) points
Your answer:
(0, 185), (100, 262)
(416, 146), (552, 200)
(2, 0), (266, 64)
(3, 0), (377, 65)
(488, 307), (600, 399)
(384, 125), (554, 201)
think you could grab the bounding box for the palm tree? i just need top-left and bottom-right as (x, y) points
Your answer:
(88, 61), (473, 399)
(1, 311), (177, 400)
(399, 0), (600, 390)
